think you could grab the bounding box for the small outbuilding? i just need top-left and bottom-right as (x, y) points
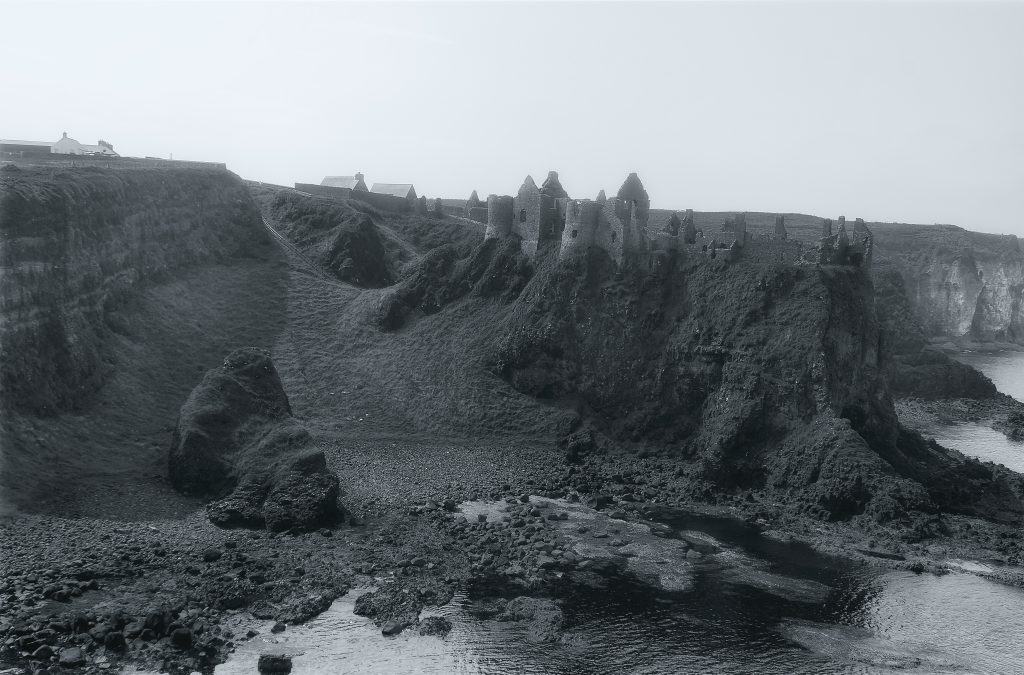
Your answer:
(0, 139), (53, 157)
(371, 183), (417, 200)
(321, 173), (368, 191)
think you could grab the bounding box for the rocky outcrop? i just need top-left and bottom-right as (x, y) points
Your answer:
(0, 164), (269, 416)
(375, 238), (532, 330)
(490, 248), (1024, 524)
(169, 348), (342, 531)
(261, 191), (393, 287)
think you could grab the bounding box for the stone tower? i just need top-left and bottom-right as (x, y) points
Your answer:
(774, 214), (787, 240)
(682, 209), (697, 244)
(485, 194), (514, 239)
(540, 171), (568, 199)
(614, 173), (650, 263)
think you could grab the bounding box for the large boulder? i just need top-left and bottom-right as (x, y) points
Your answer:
(169, 348), (342, 530)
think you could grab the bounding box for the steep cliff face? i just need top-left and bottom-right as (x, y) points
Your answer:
(489, 248), (1024, 523)
(870, 224), (1023, 343)
(0, 164), (267, 415)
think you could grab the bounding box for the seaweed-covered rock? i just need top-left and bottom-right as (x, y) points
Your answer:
(169, 348), (342, 530)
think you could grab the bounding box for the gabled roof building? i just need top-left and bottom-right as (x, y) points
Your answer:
(321, 173), (367, 191)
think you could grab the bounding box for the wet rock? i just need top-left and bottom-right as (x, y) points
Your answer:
(418, 616), (452, 637)
(271, 622), (286, 634)
(258, 653), (293, 673)
(202, 548), (223, 563)
(58, 647), (84, 667)
(499, 597), (564, 644)
(381, 620), (405, 636)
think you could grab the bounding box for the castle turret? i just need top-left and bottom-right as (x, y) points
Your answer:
(682, 209), (697, 244)
(485, 194), (514, 239)
(466, 190), (482, 210)
(559, 199), (604, 260)
(853, 218), (874, 267)
(822, 218), (833, 238)
(512, 175), (541, 255)
(614, 173), (650, 263)
(540, 171), (568, 199)
(596, 189), (607, 204)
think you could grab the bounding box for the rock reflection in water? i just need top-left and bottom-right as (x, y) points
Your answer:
(212, 507), (1024, 675)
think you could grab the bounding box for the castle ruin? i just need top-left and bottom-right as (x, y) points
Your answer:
(483, 170), (871, 271)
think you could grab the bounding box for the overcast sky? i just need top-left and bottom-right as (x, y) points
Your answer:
(2, 1), (1023, 235)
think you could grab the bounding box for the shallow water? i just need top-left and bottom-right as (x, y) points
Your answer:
(953, 349), (1024, 402)
(213, 506), (1024, 674)
(915, 349), (1024, 471)
(923, 421), (1024, 472)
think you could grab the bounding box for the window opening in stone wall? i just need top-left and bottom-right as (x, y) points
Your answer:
(571, 230), (578, 238)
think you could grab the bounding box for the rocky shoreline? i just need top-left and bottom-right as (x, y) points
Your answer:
(6, 442), (1024, 674)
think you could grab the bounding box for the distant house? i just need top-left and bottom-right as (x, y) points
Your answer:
(321, 172), (368, 191)
(0, 139), (53, 157)
(52, 132), (119, 156)
(371, 183), (417, 200)
(1, 132), (119, 158)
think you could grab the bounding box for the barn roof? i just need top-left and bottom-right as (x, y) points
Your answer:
(0, 139), (53, 147)
(322, 175), (363, 189)
(371, 183), (415, 198)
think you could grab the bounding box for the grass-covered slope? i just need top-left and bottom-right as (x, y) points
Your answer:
(0, 165), (288, 514)
(0, 164), (268, 415)
(250, 185), (485, 286)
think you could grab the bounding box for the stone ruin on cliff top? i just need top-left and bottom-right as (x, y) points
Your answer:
(482, 171), (873, 270)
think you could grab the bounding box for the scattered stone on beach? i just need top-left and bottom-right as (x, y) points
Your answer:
(58, 646), (84, 667)
(381, 620), (405, 636)
(258, 653), (293, 673)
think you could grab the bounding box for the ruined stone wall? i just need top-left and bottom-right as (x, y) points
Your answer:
(540, 197), (567, 246)
(294, 183), (412, 213)
(294, 183), (353, 200)
(596, 202), (626, 265)
(559, 199), (603, 259)
(741, 239), (804, 264)
(651, 230), (680, 253)
(512, 183), (543, 256)
(468, 206), (488, 224)
(441, 205), (466, 217)
(485, 194), (514, 239)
